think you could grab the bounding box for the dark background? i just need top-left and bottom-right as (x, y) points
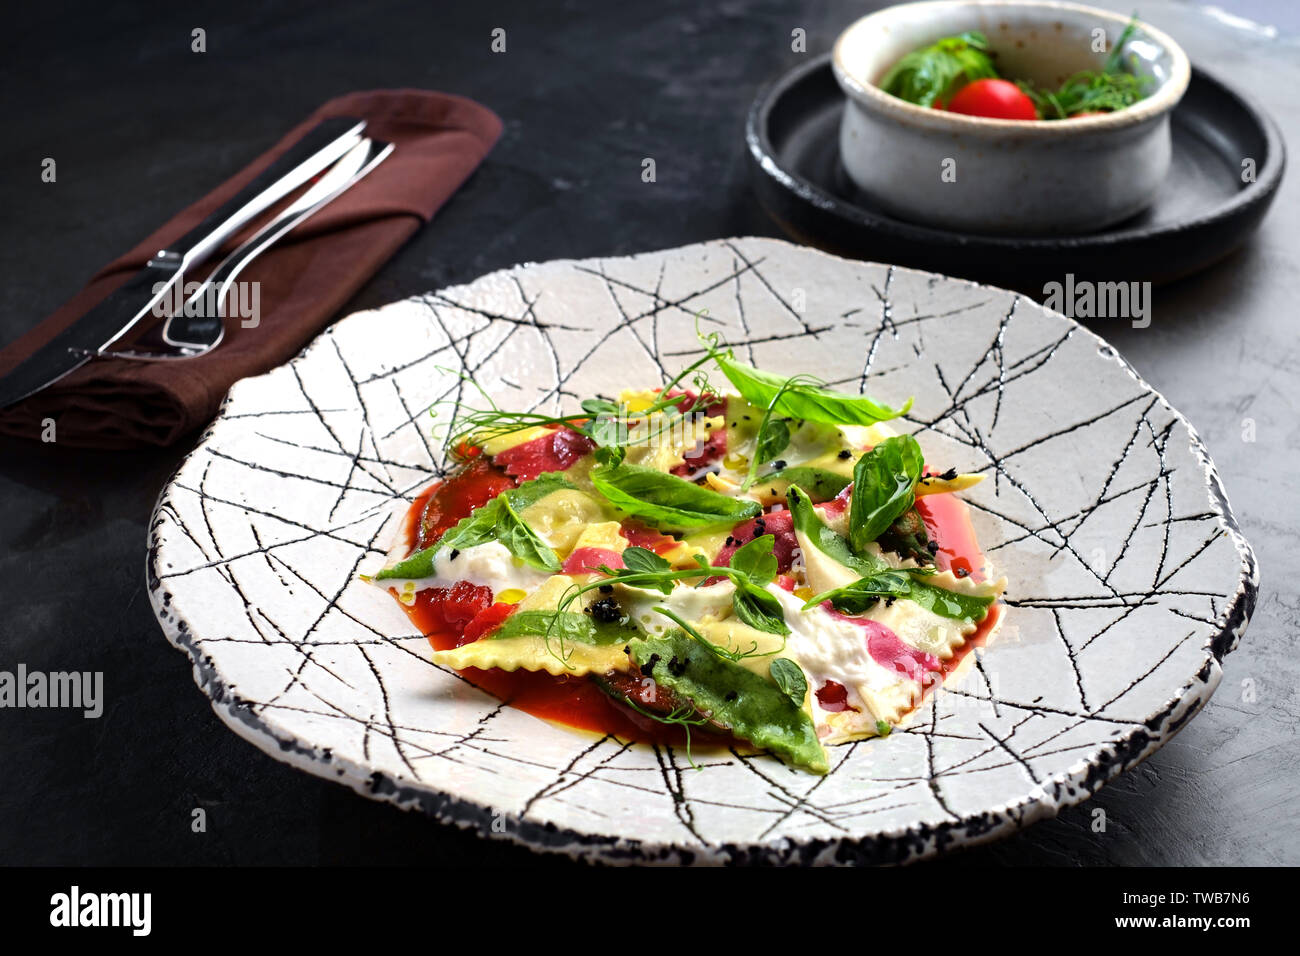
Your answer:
(1, 0), (1296, 865)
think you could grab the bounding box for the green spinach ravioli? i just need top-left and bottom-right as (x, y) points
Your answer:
(369, 336), (1005, 774)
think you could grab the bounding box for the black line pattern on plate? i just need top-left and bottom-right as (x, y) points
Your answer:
(146, 238), (1257, 865)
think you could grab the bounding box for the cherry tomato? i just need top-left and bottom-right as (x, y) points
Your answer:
(945, 79), (1038, 120)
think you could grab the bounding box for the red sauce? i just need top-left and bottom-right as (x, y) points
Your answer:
(414, 458), (515, 550)
(916, 492), (985, 583)
(389, 465), (1001, 743)
(816, 680), (858, 712)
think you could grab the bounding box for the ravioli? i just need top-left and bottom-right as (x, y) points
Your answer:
(369, 342), (1005, 774)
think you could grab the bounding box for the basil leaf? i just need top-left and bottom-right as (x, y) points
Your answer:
(767, 467), (852, 502)
(849, 435), (925, 553)
(376, 501), (501, 580)
(728, 534), (778, 586)
(508, 472), (578, 509)
(906, 578), (995, 622)
(754, 418), (790, 465)
(627, 631), (827, 773)
(787, 486), (887, 578)
(788, 486), (989, 624)
(495, 497), (561, 572)
(375, 473), (574, 580)
(769, 658), (808, 706)
(590, 463), (761, 532)
(717, 356), (911, 426)
(495, 609), (633, 645)
(435, 503), (505, 553)
(733, 580), (790, 636)
(878, 31), (997, 107)
(807, 569), (993, 624)
(373, 549), (440, 581)
(621, 546), (671, 574)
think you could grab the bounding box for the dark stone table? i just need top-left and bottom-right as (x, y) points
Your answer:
(1, 0), (1294, 865)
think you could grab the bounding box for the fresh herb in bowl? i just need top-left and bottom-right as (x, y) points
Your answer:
(1016, 17), (1151, 118)
(878, 13), (1152, 120)
(877, 30), (998, 108)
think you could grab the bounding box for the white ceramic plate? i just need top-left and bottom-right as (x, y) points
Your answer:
(148, 238), (1256, 864)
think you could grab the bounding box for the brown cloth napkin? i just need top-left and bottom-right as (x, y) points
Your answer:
(0, 89), (502, 449)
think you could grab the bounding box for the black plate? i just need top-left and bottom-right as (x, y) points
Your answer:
(746, 54), (1285, 291)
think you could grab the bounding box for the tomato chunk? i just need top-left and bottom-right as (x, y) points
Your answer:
(619, 521), (681, 555)
(461, 601), (517, 643)
(562, 547), (625, 575)
(493, 427), (595, 481)
(713, 508), (798, 572)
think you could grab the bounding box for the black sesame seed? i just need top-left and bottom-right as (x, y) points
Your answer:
(838, 449), (852, 460)
(926, 540), (940, 554)
(724, 691), (738, 702)
(449, 549), (460, 560)
(640, 653), (660, 676)
(772, 460), (787, 470)
(599, 583), (614, 594)
(939, 467), (958, 481)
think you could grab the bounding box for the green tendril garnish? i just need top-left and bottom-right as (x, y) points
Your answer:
(619, 696), (710, 770)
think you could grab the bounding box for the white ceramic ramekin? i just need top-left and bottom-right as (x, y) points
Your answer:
(833, 1), (1191, 235)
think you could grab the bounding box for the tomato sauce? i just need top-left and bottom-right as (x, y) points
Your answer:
(394, 463), (696, 745)
(387, 463), (1002, 743)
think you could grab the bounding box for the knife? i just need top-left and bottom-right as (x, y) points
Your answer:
(0, 116), (367, 410)
(116, 137), (395, 358)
